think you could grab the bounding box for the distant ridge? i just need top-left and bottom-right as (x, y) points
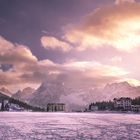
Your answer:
(6, 81), (140, 111)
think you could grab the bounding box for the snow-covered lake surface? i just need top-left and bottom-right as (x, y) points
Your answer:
(0, 112), (140, 140)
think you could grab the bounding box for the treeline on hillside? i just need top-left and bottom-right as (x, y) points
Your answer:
(89, 96), (140, 111)
(0, 93), (10, 100)
(0, 92), (45, 112)
(9, 98), (45, 112)
(132, 96), (140, 105)
(89, 101), (114, 111)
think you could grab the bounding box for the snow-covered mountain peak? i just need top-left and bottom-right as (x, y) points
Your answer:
(12, 87), (35, 103)
(104, 81), (132, 91)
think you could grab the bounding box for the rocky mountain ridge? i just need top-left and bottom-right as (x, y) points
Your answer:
(8, 81), (140, 111)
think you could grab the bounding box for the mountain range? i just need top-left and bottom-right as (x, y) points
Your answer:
(1, 81), (140, 111)
(12, 87), (35, 103)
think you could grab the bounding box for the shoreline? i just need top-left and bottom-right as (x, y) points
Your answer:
(0, 111), (140, 115)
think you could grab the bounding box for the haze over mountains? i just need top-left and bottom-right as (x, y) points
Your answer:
(0, 87), (12, 96)
(0, 81), (139, 111)
(12, 87), (35, 103)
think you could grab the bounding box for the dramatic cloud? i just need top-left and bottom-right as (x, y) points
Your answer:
(64, 2), (140, 52)
(0, 36), (37, 64)
(44, 60), (129, 89)
(63, 60), (128, 77)
(123, 78), (140, 86)
(0, 36), (42, 91)
(0, 34), (139, 92)
(41, 36), (71, 52)
(0, 36), (131, 92)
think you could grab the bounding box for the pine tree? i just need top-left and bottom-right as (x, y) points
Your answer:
(1, 100), (5, 111)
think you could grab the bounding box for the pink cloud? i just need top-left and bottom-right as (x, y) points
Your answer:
(41, 36), (71, 52)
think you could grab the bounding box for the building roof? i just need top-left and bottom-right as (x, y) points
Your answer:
(47, 103), (65, 105)
(113, 97), (132, 101)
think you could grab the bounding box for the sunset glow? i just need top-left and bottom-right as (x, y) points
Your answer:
(0, 0), (140, 92)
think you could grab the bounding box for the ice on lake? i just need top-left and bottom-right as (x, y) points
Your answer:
(0, 112), (140, 140)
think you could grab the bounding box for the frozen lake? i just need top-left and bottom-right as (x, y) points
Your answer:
(0, 112), (140, 140)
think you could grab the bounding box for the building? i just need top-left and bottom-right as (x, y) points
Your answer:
(131, 105), (140, 112)
(113, 97), (132, 111)
(90, 105), (98, 111)
(47, 103), (65, 112)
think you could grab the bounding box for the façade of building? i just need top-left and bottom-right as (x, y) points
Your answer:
(89, 105), (98, 111)
(46, 103), (65, 112)
(113, 97), (132, 111)
(131, 105), (140, 112)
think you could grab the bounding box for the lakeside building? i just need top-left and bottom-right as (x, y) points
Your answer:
(113, 97), (132, 111)
(90, 105), (98, 111)
(47, 103), (65, 112)
(131, 105), (140, 112)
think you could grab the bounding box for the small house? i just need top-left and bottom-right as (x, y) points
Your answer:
(90, 105), (98, 111)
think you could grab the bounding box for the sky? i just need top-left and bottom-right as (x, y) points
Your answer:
(0, 0), (140, 92)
